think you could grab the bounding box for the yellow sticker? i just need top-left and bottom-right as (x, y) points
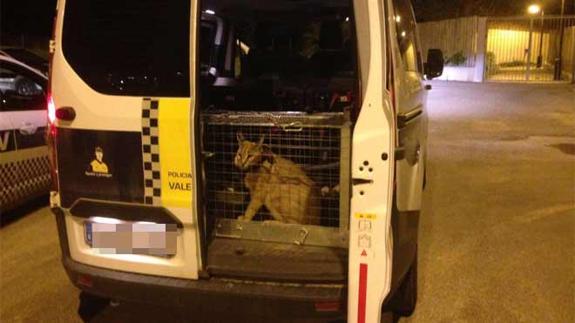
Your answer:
(158, 98), (193, 207)
(354, 213), (377, 220)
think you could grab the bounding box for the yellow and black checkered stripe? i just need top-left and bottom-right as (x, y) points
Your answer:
(141, 98), (161, 205)
(141, 98), (193, 208)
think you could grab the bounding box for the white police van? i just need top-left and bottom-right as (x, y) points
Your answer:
(49, 0), (443, 322)
(0, 54), (50, 213)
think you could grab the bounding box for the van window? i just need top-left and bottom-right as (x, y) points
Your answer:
(0, 62), (45, 111)
(200, 0), (357, 112)
(62, 0), (190, 97)
(392, 0), (420, 73)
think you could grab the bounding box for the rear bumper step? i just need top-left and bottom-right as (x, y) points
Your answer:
(63, 257), (346, 312)
(207, 238), (347, 283)
(53, 208), (346, 318)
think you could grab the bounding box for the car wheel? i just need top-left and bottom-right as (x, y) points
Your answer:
(78, 291), (110, 322)
(394, 249), (417, 317)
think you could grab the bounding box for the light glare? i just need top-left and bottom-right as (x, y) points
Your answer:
(205, 9), (215, 15)
(91, 217), (123, 225)
(527, 4), (541, 15)
(48, 95), (56, 123)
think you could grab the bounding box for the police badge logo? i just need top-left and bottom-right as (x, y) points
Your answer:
(85, 146), (112, 178)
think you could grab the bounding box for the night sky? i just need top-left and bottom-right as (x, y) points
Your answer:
(1, 0), (57, 39)
(1, 0), (573, 45)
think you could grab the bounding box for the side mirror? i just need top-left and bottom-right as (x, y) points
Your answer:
(424, 49), (444, 80)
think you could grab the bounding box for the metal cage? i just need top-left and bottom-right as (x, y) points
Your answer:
(201, 112), (351, 248)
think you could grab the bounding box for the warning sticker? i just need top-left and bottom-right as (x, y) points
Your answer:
(354, 213), (377, 220)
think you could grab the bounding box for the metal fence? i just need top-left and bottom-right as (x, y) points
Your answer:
(201, 112), (351, 248)
(486, 16), (575, 82)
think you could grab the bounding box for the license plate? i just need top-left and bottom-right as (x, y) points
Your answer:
(85, 221), (177, 256)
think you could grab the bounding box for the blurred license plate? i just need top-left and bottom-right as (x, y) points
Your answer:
(85, 222), (177, 256)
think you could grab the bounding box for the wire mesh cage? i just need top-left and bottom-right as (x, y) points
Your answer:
(201, 112), (351, 247)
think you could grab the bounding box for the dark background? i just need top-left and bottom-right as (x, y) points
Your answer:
(1, 0), (574, 56)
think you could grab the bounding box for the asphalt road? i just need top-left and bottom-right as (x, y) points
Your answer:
(1, 82), (574, 322)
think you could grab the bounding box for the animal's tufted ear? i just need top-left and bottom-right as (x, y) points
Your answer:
(237, 132), (245, 143)
(257, 135), (265, 146)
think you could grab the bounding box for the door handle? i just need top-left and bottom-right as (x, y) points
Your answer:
(19, 122), (37, 135)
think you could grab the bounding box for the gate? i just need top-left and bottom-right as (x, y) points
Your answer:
(486, 16), (575, 82)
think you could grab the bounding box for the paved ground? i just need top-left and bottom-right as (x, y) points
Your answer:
(1, 82), (574, 322)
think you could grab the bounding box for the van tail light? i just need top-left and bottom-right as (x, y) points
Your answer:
(77, 274), (93, 288)
(47, 9), (59, 193)
(48, 95), (56, 124)
(47, 94), (59, 192)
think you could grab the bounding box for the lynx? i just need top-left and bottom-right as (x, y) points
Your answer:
(234, 133), (320, 225)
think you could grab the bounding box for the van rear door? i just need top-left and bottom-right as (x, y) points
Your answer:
(51, 0), (200, 279)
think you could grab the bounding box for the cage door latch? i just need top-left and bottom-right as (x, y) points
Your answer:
(294, 228), (309, 245)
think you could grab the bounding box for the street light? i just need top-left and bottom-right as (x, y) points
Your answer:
(527, 4), (541, 15)
(525, 4), (543, 80)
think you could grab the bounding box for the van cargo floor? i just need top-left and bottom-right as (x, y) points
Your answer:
(207, 238), (347, 283)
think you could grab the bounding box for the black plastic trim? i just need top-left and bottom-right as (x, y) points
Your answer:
(52, 207), (71, 256)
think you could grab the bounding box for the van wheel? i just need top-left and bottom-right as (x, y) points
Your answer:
(78, 291), (110, 322)
(394, 251), (418, 317)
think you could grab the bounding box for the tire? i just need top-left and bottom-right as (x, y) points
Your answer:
(394, 250), (418, 317)
(78, 291), (110, 322)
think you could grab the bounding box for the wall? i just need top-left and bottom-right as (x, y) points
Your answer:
(418, 16), (480, 67)
(418, 16), (487, 82)
(435, 66), (477, 82)
(561, 26), (575, 79)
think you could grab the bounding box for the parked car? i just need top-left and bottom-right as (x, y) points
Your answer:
(0, 48), (49, 76)
(0, 55), (50, 213)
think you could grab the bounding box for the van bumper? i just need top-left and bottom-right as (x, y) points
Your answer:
(53, 207), (346, 318)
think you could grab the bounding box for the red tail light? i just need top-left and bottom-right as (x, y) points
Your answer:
(77, 274), (93, 288)
(47, 9), (59, 193)
(48, 95), (56, 124)
(47, 94), (59, 192)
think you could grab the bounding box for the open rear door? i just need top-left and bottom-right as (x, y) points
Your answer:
(50, 0), (201, 279)
(348, 0), (396, 322)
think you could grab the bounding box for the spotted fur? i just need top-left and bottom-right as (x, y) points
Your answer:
(234, 133), (320, 225)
